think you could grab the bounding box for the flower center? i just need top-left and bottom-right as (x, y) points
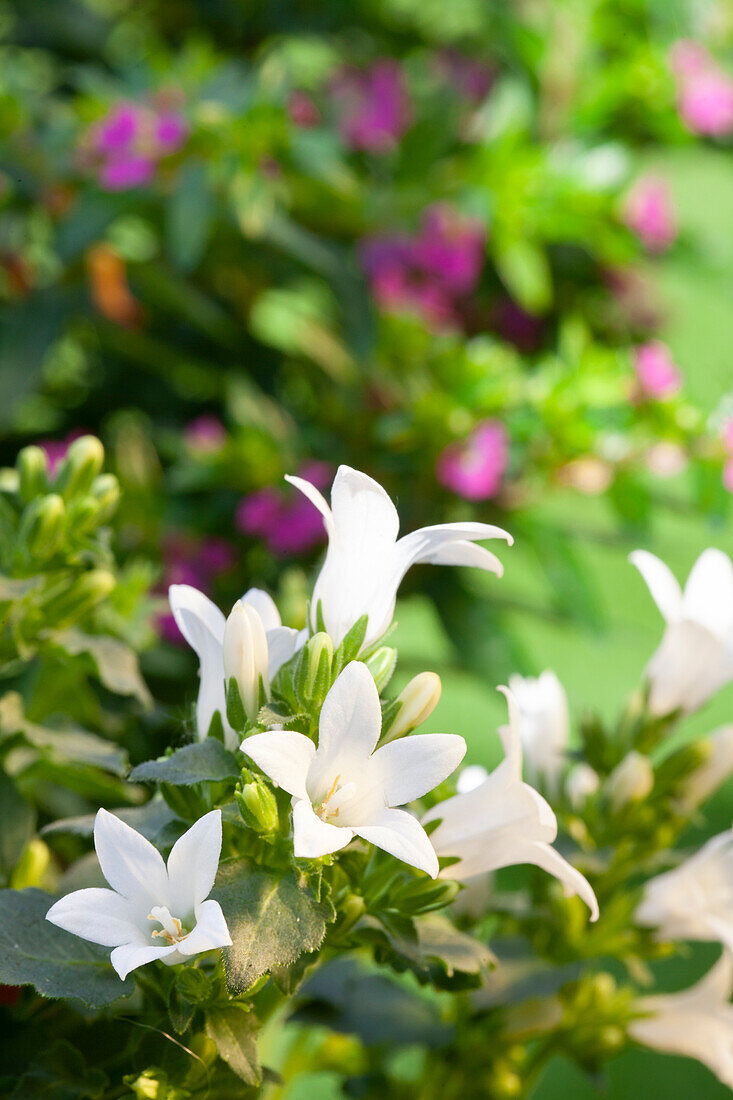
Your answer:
(314, 774), (357, 823)
(148, 905), (188, 945)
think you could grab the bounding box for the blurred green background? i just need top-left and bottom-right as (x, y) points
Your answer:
(2, 0), (733, 1094)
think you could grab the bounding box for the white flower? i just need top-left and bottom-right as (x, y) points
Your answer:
(286, 465), (512, 648)
(635, 829), (733, 951)
(507, 670), (569, 793)
(680, 726), (733, 812)
(46, 809), (231, 981)
(423, 688), (599, 920)
(630, 548), (733, 715)
(168, 584), (302, 747)
(566, 762), (600, 809)
(456, 764), (489, 794)
(630, 952), (733, 1090)
(242, 661), (466, 877)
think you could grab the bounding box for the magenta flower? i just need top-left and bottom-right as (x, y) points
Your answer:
(332, 60), (412, 153)
(360, 204), (485, 328)
(85, 98), (188, 192)
(99, 156), (156, 191)
(157, 533), (234, 644)
(94, 103), (141, 154)
(623, 176), (677, 253)
(184, 415), (226, 454)
(156, 113), (189, 151)
(436, 421), (508, 501)
(435, 50), (493, 103)
(634, 342), (682, 399)
(491, 297), (544, 353)
(236, 461), (332, 558)
(669, 41), (733, 136)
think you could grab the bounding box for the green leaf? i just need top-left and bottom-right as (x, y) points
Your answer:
(213, 860), (334, 994)
(0, 888), (133, 1006)
(8, 1040), (108, 1099)
(129, 740), (240, 786)
(361, 913), (493, 991)
(166, 161), (214, 272)
(494, 237), (552, 313)
(0, 766), (35, 885)
(55, 629), (152, 709)
(42, 800), (180, 847)
(205, 1005), (261, 1085)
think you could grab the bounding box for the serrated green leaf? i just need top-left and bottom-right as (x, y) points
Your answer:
(0, 888), (133, 1006)
(213, 860), (334, 993)
(205, 1005), (261, 1085)
(129, 740), (239, 786)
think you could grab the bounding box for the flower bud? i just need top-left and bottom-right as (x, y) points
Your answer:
(41, 568), (115, 624)
(89, 473), (121, 522)
(54, 435), (105, 499)
(364, 646), (397, 692)
(382, 672), (441, 742)
(606, 751), (653, 811)
(236, 776), (279, 834)
(223, 601), (270, 723)
(566, 762), (600, 809)
(16, 445), (49, 503)
(302, 631), (334, 703)
(18, 493), (65, 560)
(680, 725), (733, 811)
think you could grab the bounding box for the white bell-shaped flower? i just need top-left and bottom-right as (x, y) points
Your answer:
(507, 670), (569, 793)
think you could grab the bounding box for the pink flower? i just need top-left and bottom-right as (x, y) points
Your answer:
(491, 297), (544, 353)
(435, 50), (493, 103)
(184, 415), (226, 454)
(157, 533), (235, 644)
(287, 91), (320, 129)
(724, 457), (733, 494)
(360, 204), (485, 328)
(623, 177), (677, 252)
(99, 156), (156, 191)
(721, 418), (733, 453)
(94, 103), (141, 154)
(436, 421), (508, 501)
(669, 40), (733, 136)
(155, 113), (189, 151)
(236, 462), (332, 558)
(85, 98), (188, 192)
(332, 61), (412, 153)
(37, 430), (85, 477)
(634, 342), (682, 399)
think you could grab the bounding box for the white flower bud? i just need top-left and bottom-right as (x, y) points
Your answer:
(606, 751), (653, 811)
(383, 672), (442, 742)
(223, 601), (270, 722)
(566, 762), (600, 809)
(680, 725), (733, 812)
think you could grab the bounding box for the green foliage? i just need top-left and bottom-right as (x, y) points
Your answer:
(129, 740), (240, 786)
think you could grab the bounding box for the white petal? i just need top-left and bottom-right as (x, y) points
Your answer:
(242, 587), (281, 632)
(110, 942), (177, 981)
(292, 798), (353, 858)
(683, 549), (733, 639)
(167, 810), (223, 914)
(329, 465), (400, 544)
(373, 734), (466, 806)
(420, 539), (506, 575)
(94, 809), (169, 910)
(353, 807), (439, 878)
(396, 521), (512, 575)
(457, 764), (489, 794)
(520, 841), (599, 920)
(629, 550), (683, 623)
(168, 584), (227, 740)
(46, 887), (140, 947)
(312, 661), (382, 772)
(285, 474), (335, 539)
(496, 686), (524, 779)
(646, 620), (725, 715)
(266, 626), (302, 678)
(243, 731), (315, 800)
(178, 899), (232, 955)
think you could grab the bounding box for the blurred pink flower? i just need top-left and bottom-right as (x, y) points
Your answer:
(436, 420), (508, 501)
(634, 342), (682, 399)
(287, 90), (321, 129)
(492, 296), (544, 353)
(184, 415), (226, 454)
(360, 204), (485, 328)
(724, 458), (733, 494)
(669, 40), (733, 136)
(236, 461), (332, 558)
(722, 418), (733, 453)
(435, 50), (493, 103)
(85, 99), (188, 192)
(37, 430), (85, 477)
(157, 533), (234, 644)
(332, 60), (412, 153)
(623, 176), (677, 252)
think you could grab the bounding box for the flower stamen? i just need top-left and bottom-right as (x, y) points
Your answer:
(148, 905), (188, 945)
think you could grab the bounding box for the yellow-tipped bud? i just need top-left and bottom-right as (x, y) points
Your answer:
(383, 672), (442, 742)
(54, 435), (105, 499)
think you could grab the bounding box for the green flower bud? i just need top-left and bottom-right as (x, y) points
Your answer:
(606, 751), (653, 811)
(302, 631), (334, 703)
(54, 435), (105, 499)
(382, 672), (442, 742)
(89, 473), (121, 522)
(236, 777), (279, 834)
(16, 445), (49, 503)
(41, 568), (115, 625)
(364, 646), (397, 692)
(18, 493), (65, 560)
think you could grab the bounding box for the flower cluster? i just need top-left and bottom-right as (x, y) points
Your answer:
(82, 100), (188, 191)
